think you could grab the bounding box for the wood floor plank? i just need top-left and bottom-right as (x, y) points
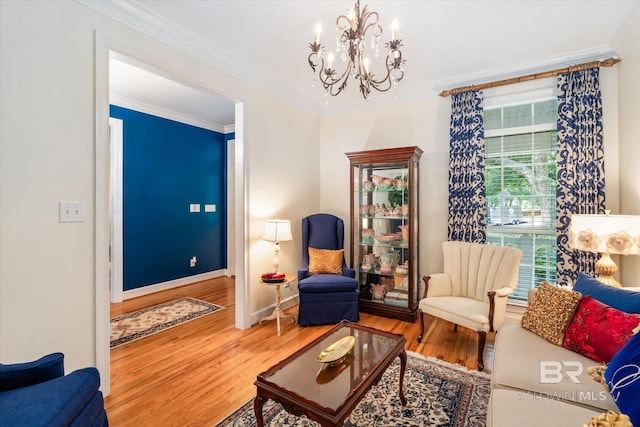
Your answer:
(105, 276), (494, 426)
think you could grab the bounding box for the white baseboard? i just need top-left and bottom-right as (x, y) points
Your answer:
(123, 270), (226, 300)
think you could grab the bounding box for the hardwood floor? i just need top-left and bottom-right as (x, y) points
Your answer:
(105, 276), (494, 426)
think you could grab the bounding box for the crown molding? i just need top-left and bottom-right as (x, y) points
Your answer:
(110, 95), (228, 134)
(77, 0), (322, 116)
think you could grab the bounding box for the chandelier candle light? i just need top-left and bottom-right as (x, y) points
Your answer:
(262, 219), (293, 274)
(569, 212), (640, 287)
(308, 0), (405, 99)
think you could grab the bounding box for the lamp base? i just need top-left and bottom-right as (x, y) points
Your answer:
(272, 242), (281, 274)
(595, 252), (621, 288)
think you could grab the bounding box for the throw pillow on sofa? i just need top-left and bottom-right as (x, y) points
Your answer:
(605, 331), (640, 426)
(562, 295), (640, 363)
(572, 272), (640, 313)
(521, 281), (582, 345)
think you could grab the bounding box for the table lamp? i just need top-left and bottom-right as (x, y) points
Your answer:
(569, 212), (640, 287)
(262, 219), (293, 273)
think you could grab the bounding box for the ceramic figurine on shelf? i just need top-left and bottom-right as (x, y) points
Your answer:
(378, 254), (393, 274)
(371, 174), (385, 186)
(370, 283), (386, 300)
(363, 180), (375, 191)
(361, 228), (375, 244)
(381, 276), (395, 292)
(394, 178), (407, 191)
(395, 261), (409, 275)
(398, 225), (409, 242)
(379, 178), (394, 190)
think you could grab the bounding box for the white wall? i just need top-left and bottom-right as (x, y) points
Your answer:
(616, 20), (640, 285)
(0, 0), (319, 373)
(245, 92), (320, 317)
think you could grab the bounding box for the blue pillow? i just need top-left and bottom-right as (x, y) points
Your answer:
(572, 273), (640, 314)
(605, 332), (640, 425)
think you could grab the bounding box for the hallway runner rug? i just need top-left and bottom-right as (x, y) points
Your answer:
(215, 352), (490, 426)
(110, 297), (224, 348)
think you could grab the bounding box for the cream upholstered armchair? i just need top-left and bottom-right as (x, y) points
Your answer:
(417, 241), (522, 370)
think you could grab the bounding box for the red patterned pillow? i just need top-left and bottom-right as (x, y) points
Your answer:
(562, 295), (640, 363)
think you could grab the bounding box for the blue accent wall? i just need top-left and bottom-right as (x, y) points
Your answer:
(110, 105), (227, 291)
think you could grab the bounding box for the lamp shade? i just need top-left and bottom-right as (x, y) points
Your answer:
(262, 219), (293, 243)
(569, 214), (640, 255)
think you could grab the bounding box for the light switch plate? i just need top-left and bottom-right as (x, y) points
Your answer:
(59, 201), (85, 222)
(205, 204), (216, 213)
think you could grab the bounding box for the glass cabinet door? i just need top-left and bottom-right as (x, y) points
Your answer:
(346, 147), (422, 322)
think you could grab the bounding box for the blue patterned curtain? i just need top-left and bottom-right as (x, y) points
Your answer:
(448, 90), (486, 243)
(556, 68), (605, 285)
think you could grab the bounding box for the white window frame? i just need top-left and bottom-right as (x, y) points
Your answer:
(483, 78), (557, 305)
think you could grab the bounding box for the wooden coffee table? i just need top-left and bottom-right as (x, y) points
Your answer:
(254, 321), (407, 426)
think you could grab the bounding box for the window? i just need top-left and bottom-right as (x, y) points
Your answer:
(484, 93), (557, 303)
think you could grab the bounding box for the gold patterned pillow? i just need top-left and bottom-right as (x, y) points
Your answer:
(521, 282), (582, 346)
(308, 247), (343, 275)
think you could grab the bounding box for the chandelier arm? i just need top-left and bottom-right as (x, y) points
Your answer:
(319, 59), (353, 96)
(360, 9), (381, 38)
(365, 46), (405, 93)
(307, 43), (325, 72)
(336, 15), (351, 36)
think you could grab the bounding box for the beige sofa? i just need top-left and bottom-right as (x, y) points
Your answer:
(488, 323), (618, 426)
(487, 283), (628, 426)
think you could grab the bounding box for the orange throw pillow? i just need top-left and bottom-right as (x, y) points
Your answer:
(308, 247), (343, 274)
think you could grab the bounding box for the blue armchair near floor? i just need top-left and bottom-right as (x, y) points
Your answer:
(0, 352), (108, 427)
(297, 213), (359, 326)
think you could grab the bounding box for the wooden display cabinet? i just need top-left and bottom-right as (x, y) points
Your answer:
(346, 146), (422, 322)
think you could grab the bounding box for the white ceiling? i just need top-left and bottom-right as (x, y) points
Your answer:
(97, 0), (640, 129)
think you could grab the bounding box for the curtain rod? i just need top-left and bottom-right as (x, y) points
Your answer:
(438, 57), (621, 97)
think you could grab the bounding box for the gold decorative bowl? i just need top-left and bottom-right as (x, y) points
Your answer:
(316, 336), (355, 364)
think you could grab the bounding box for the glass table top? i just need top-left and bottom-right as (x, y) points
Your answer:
(260, 323), (404, 411)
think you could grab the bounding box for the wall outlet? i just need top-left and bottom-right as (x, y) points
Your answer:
(190, 256), (197, 267)
(59, 201), (86, 222)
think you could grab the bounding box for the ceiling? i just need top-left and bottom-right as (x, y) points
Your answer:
(97, 0), (640, 129)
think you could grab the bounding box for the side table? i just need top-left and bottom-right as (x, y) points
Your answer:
(258, 273), (296, 336)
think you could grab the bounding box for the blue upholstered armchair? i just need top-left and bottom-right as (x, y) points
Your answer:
(0, 352), (108, 426)
(297, 213), (359, 326)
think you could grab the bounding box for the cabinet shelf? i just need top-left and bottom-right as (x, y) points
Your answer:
(346, 146), (422, 323)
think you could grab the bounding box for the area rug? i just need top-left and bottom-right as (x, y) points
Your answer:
(215, 352), (490, 426)
(110, 297), (224, 348)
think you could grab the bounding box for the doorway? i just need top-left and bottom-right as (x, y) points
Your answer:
(95, 37), (250, 396)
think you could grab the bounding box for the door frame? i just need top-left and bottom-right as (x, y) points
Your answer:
(94, 32), (251, 396)
(109, 117), (124, 303)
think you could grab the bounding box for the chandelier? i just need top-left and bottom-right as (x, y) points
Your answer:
(308, 0), (405, 100)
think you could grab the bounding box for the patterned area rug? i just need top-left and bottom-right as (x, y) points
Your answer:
(110, 297), (224, 348)
(216, 352), (490, 426)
